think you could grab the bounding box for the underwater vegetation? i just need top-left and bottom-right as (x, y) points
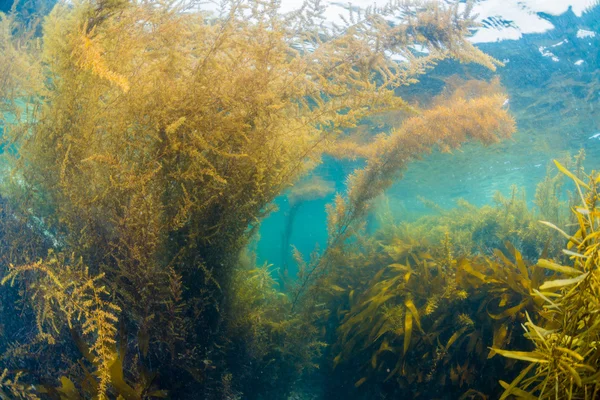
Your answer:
(494, 162), (600, 399)
(395, 153), (582, 262)
(302, 159), (600, 400)
(328, 239), (544, 398)
(13, 0), (600, 398)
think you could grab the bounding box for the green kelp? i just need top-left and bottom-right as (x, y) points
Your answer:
(303, 161), (578, 398)
(0, 0), (516, 397)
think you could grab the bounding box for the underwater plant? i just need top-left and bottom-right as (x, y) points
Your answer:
(290, 78), (515, 312)
(496, 161), (600, 399)
(401, 185), (567, 261)
(226, 250), (327, 399)
(0, 369), (39, 399)
(318, 221), (546, 398)
(360, 154), (578, 267)
(0, 0), (517, 397)
(302, 161), (578, 398)
(1, 251), (121, 399)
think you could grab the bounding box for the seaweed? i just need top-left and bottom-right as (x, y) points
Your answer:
(497, 161), (600, 399)
(0, 369), (39, 400)
(0, 0), (518, 397)
(1, 252), (120, 399)
(322, 227), (542, 397)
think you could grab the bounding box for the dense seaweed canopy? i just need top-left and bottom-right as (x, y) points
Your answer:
(0, 0), (518, 398)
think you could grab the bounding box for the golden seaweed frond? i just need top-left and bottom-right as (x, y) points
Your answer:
(1, 252), (120, 400)
(227, 255), (326, 379)
(324, 81), (515, 250)
(324, 211), (546, 396)
(0, 369), (39, 400)
(497, 163), (600, 399)
(0, 12), (42, 114)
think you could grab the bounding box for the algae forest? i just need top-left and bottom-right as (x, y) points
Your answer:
(1, 0), (600, 398)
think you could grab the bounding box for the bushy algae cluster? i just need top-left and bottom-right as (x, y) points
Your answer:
(2, 0), (593, 399)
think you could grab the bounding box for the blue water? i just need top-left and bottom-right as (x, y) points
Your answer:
(257, 4), (600, 271)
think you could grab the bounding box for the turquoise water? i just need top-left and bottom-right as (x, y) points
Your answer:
(258, 4), (600, 272)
